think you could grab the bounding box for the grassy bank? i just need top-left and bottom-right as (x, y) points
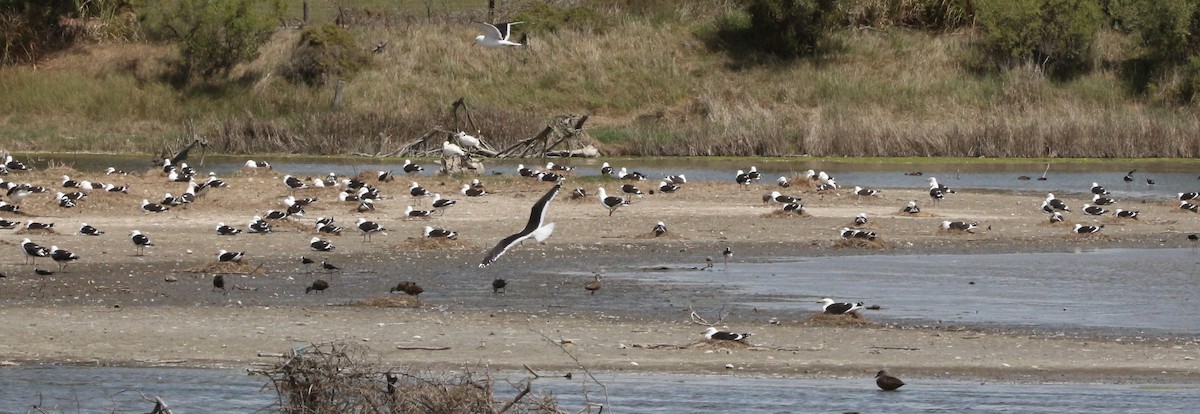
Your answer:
(0, 0), (1198, 157)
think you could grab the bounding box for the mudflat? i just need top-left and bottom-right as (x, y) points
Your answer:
(0, 167), (1196, 383)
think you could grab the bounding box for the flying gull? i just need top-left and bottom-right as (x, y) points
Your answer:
(479, 181), (562, 268)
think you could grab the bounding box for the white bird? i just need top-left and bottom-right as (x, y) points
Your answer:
(442, 140), (466, 158)
(473, 21), (525, 48)
(455, 131), (481, 151)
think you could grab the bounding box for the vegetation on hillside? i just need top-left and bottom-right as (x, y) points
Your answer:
(1, 0), (1199, 157)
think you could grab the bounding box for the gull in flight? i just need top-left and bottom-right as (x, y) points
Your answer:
(474, 22), (525, 48)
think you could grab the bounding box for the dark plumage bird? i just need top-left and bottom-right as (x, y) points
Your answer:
(1049, 211), (1064, 223)
(1180, 192), (1199, 201)
(215, 222), (241, 235)
(26, 220), (53, 231)
(305, 279), (330, 294)
(0, 218), (18, 229)
(1082, 204), (1108, 216)
(734, 170), (752, 187)
(1182, 201), (1200, 212)
(212, 274), (226, 294)
(79, 223), (103, 236)
(820, 298), (863, 315)
(652, 221), (667, 237)
(665, 174), (687, 184)
(141, 199), (169, 213)
(462, 184), (487, 197)
(597, 187), (628, 216)
(49, 245), (79, 271)
(402, 159), (423, 174)
(875, 370), (905, 391)
(1073, 223), (1104, 234)
(423, 226), (458, 240)
(356, 217), (386, 241)
(300, 256), (315, 272)
(703, 327), (751, 342)
(854, 213), (868, 226)
(404, 206), (433, 218)
(431, 194), (456, 213)
(1123, 170), (1135, 183)
(216, 249), (244, 263)
(263, 210), (289, 220)
(1114, 209), (1139, 219)
(1044, 193), (1069, 212)
(283, 175), (307, 191)
(768, 191), (797, 204)
(1091, 182), (1110, 195)
(491, 278), (508, 294)
(130, 230), (153, 256)
(248, 216), (272, 234)
(321, 261), (340, 272)
(390, 281), (424, 297)
(600, 162), (615, 177)
(20, 238), (49, 265)
(35, 268), (54, 276)
(409, 181), (432, 198)
(310, 237), (335, 252)
(902, 200), (920, 214)
(658, 181), (680, 193)
(620, 183), (643, 199)
(854, 186), (881, 196)
(584, 274), (603, 295)
(480, 181), (562, 268)
(1092, 194), (1116, 206)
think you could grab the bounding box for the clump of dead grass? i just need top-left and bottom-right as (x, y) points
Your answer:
(832, 238), (890, 249)
(805, 312), (874, 326)
(264, 341), (561, 413)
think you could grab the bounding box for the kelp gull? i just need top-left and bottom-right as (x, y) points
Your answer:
(1073, 223), (1104, 234)
(130, 230), (153, 256)
(79, 223), (103, 236)
(652, 221), (667, 237)
(473, 21), (524, 48)
(597, 187), (628, 216)
(1082, 204), (1108, 216)
(356, 217), (387, 241)
(424, 226), (458, 240)
(216, 249), (244, 263)
(310, 236), (335, 252)
(20, 238), (49, 265)
(819, 298), (863, 314)
(702, 327), (751, 342)
(479, 181), (562, 268)
(215, 222), (241, 235)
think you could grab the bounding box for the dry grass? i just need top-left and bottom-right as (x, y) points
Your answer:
(3, 3), (1200, 157)
(182, 260), (266, 274)
(832, 238), (892, 249)
(805, 312), (874, 326)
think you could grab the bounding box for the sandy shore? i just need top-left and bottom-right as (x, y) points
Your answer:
(0, 166), (1197, 383)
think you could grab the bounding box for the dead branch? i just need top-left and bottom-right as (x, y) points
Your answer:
(531, 329), (609, 412)
(688, 304), (727, 326)
(395, 345), (451, 351)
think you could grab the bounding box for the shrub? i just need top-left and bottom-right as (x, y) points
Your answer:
(706, 0), (839, 61)
(1109, 0), (1200, 102)
(511, 2), (613, 35)
(842, 0), (974, 31)
(975, 0), (1102, 78)
(281, 24), (370, 86)
(154, 0), (284, 81)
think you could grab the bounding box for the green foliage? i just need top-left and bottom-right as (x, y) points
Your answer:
(1108, 0), (1197, 64)
(282, 24), (370, 86)
(0, 0), (79, 64)
(154, 0), (284, 81)
(1108, 0), (1200, 102)
(975, 0), (1102, 78)
(707, 0), (838, 61)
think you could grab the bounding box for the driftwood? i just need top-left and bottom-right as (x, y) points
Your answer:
(395, 345), (451, 351)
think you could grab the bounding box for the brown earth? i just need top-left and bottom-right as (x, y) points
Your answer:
(0, 166), (1197, 383)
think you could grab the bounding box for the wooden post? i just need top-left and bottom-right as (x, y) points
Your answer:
(331, 79), (346, 110)
(302, 1), (309, 27)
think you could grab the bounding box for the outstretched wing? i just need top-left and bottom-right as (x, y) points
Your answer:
(495, 21), (524, 41)
(473, 22), (503, 40)
(480, 181), (562, 267)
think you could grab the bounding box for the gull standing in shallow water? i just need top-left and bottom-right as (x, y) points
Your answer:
(473, 22), (525, 48)
(479, 181), (562, 268)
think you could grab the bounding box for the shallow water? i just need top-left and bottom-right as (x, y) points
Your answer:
(619, 248), (1200, 336)
(21, 153), (1200, 199)
(1, 367), (1196, 414)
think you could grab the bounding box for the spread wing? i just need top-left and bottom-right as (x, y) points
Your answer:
(473, 22), (502, 40)
(480, 181), (562, 267)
